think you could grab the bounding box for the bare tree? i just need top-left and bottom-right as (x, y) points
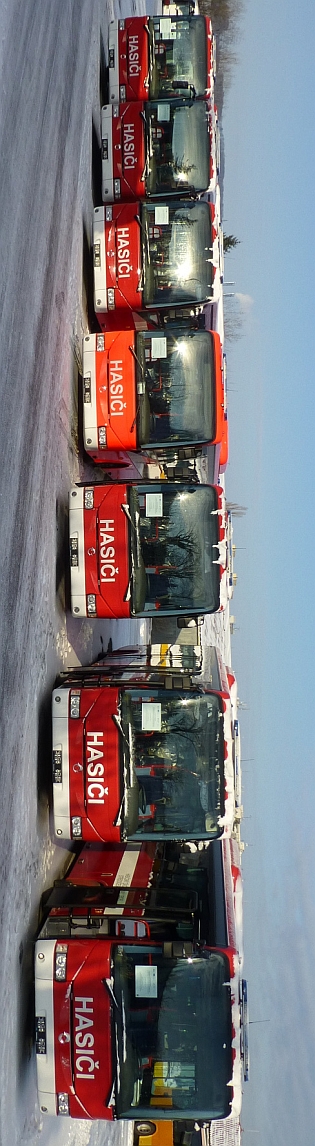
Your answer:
(223, 294), (244, 342)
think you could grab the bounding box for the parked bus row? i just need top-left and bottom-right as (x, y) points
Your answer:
(34, 10), (248, 1134)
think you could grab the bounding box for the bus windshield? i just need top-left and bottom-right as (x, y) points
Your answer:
(120, 689), (224, 838)
(149, 17), (208, 99)
(136, 329), (215, 447)
(128, 483), (221, 615)
(141, 201), (213, 307)
(113, 949), (232, 1119)
(144, 100), (210, 196)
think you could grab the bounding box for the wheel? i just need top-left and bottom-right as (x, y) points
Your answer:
(135, 1122), (156, 1137)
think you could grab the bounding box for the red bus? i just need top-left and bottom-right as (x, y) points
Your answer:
(51, 641), (237, 844)
(69, 480), (228, 619)
(35, 837), (247, 1119)
(93, 199), (216, 320)
(82, 325), (227, 471)
(101, 97), (216, 204)
(108, 15), (214, 105)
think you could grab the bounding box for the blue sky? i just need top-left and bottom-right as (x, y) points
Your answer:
(221, 0), (315, 1141)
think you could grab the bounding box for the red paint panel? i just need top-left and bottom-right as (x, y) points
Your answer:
(118, 20), (150, 102)
(84, 484), (130, 618)
(68, 687), (122, 842)
(95, 329), (137, 451)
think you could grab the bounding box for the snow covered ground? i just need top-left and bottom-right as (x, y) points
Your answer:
(0, 3), (228, 1145)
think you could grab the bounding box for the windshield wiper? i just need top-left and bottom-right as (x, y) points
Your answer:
(129, 342), (145, 385)
(112, 703), (136, 810)
(122, 503), (142, 567)
(128, 346), (147, 434)
(122, 502), (146, 607)
(140, 111), (153, 184)
(143, 21), (152, 90)
(112, 709), (134, 775)
(103, 976), (119, 1009)
(112, 711), (131, 754)
(134, 211), (151, 282)
(133, 217), (145, 292)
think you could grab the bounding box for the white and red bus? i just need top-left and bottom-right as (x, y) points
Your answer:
(82, 325), (227, 473)
(108, 15), (215, 105)
(93, 199), (216, 320)
(51, 641), (236, 844)
(35, 837), (247, 1120)
(69, 480), (228, 620)
(101, 96), (217, 204)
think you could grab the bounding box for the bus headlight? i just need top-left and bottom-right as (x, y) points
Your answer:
(84, 487), (94, 510)
(54, 945), (68, 982)
(119, 84), (126, 100)
(98, 426), (107, 448)
(114, 178), (121, 199)
(71, 816), (82, 839)
(57, 1093), (70, 1116)
(107, 288), (115, 309)
(87, 594), (97, 617)
(70, 692), (80, 719)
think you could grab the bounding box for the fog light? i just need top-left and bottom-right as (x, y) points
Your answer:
(71, 817), (82, 839)
(87, 594), (97, 617)
(55, 945), (68, 982)
(98, 425), (107, 448)
(84, 487), (94, 510)
(114, 178), (121, 198)
(70, 692), (80, 719)
(107, 288), (115, 309)
(57, 1093), (70, 1116)
(120, 84), (126, 101)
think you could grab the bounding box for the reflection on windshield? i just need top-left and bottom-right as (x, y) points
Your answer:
(145, 101), (210, 195)
(120, 690), (224, 838)
(149, 17), (208, 99)
(136, 329), (215, 447)
(129, 484), (220, 615)
(141, 201), (213, 307)
(113, 949), (232, 1119)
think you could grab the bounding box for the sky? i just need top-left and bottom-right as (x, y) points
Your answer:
(221, 1), (315, 1141)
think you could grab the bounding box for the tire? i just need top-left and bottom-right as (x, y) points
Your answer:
(135, 1123), (156, 1137)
